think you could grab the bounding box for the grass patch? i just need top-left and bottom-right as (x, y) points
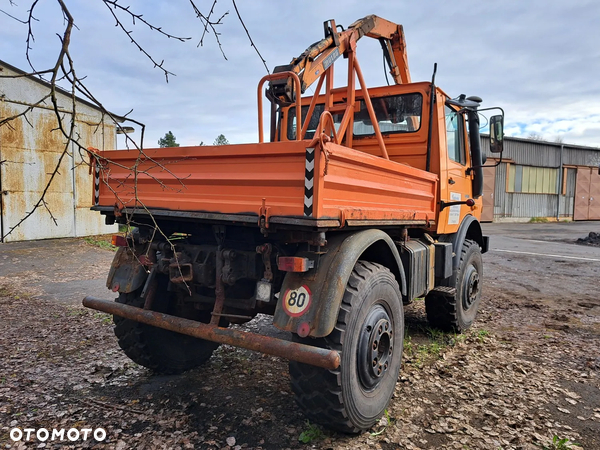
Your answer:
(66, 306), (89, 317)
(83, 235), (117, 251)
(476, 329), (490, 342)
(404, 327), (456, 367)
(529, 217), (550, 223)
(298, 420), (324, 444)
(94, 312), (113, 325)
(404, 326), (490, 367)
(0, 283), (32, 300)
(370, 409), (394, 436)
(541, 435), (580, 450)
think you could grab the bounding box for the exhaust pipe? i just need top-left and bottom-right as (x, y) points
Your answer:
(83, 296), (340, 370)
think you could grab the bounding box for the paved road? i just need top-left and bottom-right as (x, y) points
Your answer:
(0, 237), (114, 304)
(481, 221), (600, 304)
(483, 221), (600, 261)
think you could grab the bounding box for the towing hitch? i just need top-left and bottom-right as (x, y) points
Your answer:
(82, 296), (340, 370)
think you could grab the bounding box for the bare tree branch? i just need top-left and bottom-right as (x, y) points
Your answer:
(232, 0), (269, 74)
(101, 0), (191, 82)
(190, 0), (228, 59)
(0, 7), (28, 23)
(0, 0), (269, 244)
(0, 94), (51, 127)
(25, 0), (41, 72)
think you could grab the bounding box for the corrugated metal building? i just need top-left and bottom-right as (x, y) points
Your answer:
(481, 135), (600, 222)
(0, 60), (118, 242)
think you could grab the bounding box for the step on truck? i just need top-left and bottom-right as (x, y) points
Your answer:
(83, 15), (505, 433)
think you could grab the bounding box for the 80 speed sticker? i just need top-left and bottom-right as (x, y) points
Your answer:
(282, 285), (312, 317)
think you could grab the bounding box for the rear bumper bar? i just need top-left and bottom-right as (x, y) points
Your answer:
(82, 296), (340, 370)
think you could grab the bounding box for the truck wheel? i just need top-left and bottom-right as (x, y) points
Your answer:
(425, 239), (482, 332)
(289, 261), (404, 433)
(113, 289), (221, 374)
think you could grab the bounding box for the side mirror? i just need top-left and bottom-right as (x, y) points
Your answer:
(489, 115), (504, 153)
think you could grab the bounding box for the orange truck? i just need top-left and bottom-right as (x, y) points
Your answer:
(83, 15), (504, 433)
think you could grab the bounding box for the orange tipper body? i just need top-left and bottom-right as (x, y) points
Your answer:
(85, 15), (503, 435)
(95, 139), (438, 228)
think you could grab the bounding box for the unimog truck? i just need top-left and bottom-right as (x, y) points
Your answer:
(83, 15), (505, 433)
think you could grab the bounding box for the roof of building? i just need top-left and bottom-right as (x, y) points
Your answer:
(0, 59), (124, 121)
(499, 134), (599, 151)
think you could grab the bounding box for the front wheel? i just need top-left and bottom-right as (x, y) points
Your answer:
(289, 261), (404, 433)
(425, 239), (483, 332)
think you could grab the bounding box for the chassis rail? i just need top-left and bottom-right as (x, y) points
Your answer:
(82, 296), (340, 370)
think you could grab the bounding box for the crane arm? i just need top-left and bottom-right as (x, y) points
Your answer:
(358, 16), (411, 85)
(269, 15), (411, 104)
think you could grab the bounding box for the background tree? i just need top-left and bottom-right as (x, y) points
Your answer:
(527, 132), (546, 141)
(213, 134), (229, 145)
(158, 131), (180, 148)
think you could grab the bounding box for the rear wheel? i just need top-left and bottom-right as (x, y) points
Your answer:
(113, 278), (223, 374)
(289, 261), (404, 433)
(425, 239), (483, 332)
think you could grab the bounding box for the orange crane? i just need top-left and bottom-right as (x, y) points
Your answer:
(263, 15), (412, 154)
(83, 15), (505, 433)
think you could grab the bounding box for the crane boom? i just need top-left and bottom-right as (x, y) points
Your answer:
(269, 15), (411, 104)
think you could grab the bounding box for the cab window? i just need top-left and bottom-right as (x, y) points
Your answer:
(445, 105), (465, 165)
(287, 93), (423, 140)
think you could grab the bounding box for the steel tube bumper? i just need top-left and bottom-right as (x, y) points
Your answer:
(82, 296), (340, 370)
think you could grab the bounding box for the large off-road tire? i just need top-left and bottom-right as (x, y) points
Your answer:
(425, 239), (483, 332)
(289, 261), (404, 433)
(113, 283), (221, 374)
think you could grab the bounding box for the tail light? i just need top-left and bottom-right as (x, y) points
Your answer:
(277, 256), (314, 273)
(111, 235), (128, 247)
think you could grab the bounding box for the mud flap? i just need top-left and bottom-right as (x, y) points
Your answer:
(106, 247), (148, 293)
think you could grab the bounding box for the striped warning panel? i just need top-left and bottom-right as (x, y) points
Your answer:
(94, 164), (100, 205)
(304, 147), (314, 217)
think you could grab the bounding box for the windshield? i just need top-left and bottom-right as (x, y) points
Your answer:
(287, 92), (422, 140)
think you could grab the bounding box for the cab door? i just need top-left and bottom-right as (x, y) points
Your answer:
(438, 105), (473, 233)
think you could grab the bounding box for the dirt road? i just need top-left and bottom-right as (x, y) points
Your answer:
(1, 222), (599, 449)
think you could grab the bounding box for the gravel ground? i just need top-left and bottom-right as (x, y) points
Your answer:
(1, 233), (599, 450)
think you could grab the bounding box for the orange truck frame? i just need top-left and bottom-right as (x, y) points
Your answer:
(83, 15), (505, 433)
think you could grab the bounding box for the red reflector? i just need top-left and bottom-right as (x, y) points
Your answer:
(111, 235), (128, 247)
(466, 198), (475, 207)
(278, 257), (312, 272)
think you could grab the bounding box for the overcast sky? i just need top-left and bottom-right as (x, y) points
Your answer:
(1, 0), (599, 149)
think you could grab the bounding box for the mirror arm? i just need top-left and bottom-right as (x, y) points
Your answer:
(478, 106), (505, 114)
(466, 152), (503, 175)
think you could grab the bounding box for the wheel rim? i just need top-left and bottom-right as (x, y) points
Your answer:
(357, 304), (394, 391)
(462, 264), (480, 311)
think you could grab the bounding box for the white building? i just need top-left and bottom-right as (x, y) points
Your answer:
(0, 60), (118, 242)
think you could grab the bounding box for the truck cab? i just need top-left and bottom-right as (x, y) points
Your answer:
(275, 82), (489, 237)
